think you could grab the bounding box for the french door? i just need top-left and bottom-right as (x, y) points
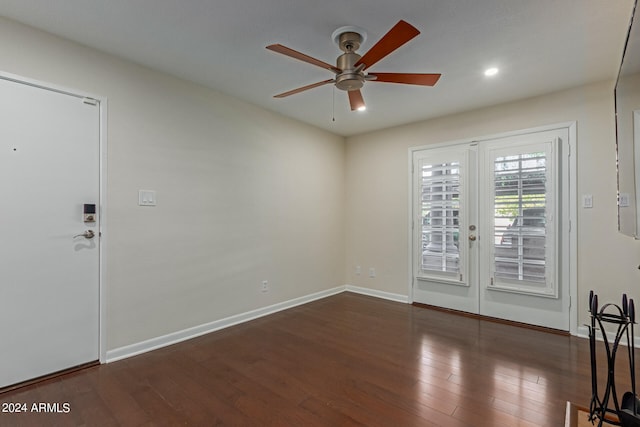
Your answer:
(411, 126), (571, 330)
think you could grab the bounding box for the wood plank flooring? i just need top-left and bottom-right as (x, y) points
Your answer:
(0, 292), (631, 426)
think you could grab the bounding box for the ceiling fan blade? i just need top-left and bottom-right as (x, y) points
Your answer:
(348, 89), (366, 111)
(355, 20), (420, 69)
(368, 72), (441, 86)
(274, 79), (335, 98)
(266, 44), (342, 73)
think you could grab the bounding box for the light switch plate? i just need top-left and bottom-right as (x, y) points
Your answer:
(138, 190), (157, 206)
(620, 193), (630, 207)
(582, 194), (593, 209)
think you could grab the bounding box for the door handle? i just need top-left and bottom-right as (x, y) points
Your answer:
(469, 234), (477, 241)
(74, 230), (95, 239)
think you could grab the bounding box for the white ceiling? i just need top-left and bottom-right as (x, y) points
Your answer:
(0, 0), (635, 136)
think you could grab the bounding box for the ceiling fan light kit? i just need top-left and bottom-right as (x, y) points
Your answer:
(266, 20), (441, 112)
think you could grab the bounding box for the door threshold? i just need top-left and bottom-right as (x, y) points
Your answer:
(0, 360), (100, 395)
(412, 302), (569, 336)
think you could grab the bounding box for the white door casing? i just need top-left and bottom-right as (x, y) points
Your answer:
(0, 76), (101, 388)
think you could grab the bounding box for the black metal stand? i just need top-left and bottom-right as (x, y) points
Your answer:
(588, 291), (640, 427)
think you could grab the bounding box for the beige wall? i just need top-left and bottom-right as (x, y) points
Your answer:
(345, 80), (640, 327)
(0, 17), (345, 350)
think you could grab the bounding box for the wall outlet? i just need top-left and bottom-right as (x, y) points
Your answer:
(369, 268), (376, 278)
(261, 280), (269, 292)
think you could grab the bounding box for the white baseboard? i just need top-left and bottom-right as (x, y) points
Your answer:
(345, 285), (409, 303)
(106, 285), (347, 363)
(577, 325), (640, 348)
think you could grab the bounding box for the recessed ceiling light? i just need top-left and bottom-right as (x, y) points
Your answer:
(484, 67), (499, 77)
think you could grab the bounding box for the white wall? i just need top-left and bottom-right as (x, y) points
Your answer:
(345, 80), (640, 327)
(0, 17), (345, 350)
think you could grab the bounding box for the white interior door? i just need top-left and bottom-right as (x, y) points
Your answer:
(0, 77), (100, 388)
(412, 127), (570, 330)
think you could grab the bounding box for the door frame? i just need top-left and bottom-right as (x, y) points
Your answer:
(1, 71), (108, 363)
(408, 121), (578, 335)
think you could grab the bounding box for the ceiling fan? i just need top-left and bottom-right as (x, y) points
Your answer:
(266, 20), (441, 111)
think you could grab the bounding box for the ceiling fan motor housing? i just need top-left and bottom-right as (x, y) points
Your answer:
(335, 31), (365, 91)
(336, 52), (364, 90)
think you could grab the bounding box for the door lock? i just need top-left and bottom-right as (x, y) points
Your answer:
(74, 230), (95, 239)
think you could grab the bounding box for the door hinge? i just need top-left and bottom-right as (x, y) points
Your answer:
(83, 97), (98, 106)
(490, 277), (494, 286)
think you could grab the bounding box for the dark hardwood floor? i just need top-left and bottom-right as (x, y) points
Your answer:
(0, 292), (630, 426)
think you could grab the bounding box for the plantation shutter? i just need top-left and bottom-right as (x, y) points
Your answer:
(415, 146), (469, 285)
(488, 141), (557, 297)
(420, 161), (460, 274)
